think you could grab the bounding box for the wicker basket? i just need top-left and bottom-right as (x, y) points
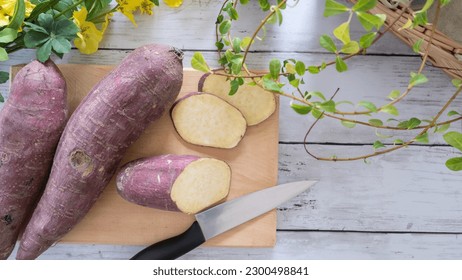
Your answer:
(349, 0), (462, 80)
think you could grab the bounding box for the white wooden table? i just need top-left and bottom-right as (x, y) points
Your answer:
(3, 0), (462, 260)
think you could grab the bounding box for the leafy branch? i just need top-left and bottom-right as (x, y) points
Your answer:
(191, 0), (462, 170)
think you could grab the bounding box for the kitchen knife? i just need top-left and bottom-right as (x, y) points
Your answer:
(130, 180), (317, 260)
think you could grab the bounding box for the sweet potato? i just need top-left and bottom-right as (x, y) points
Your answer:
(198, 73), (276, 126)
(16, 44), (184, 260)
(0, 60), (67, 260)
(117, 154), (231, 214)
(171, 92), (247, 149)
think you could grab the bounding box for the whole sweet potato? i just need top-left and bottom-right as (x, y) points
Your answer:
(117, 154), (231, 214)
(17, 44), (184, 260)
(0, 60), (67, 259)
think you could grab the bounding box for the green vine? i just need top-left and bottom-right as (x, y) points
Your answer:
(191, 0), (462, 171)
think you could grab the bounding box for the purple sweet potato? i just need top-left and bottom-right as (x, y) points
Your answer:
(171, 92), (247, 149)
(117, 154), (231, 214)
(0, 60), (67, 260)
(17, 44), (184, 260)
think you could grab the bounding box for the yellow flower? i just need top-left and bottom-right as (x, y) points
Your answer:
(116, 0), (158, 26)
(164, 0), (183, 8)
(73, 7), (103, 55)
(0, 0), (35, 27)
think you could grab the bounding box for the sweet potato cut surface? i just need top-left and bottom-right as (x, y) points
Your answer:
(171, 92), (247, 149)
(117, 155), (231, 214)
(198, 73), (276, 126)
(16, 44), (183, 260)
(0, 60), (67, 260)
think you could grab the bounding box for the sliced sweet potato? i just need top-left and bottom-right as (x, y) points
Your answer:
(117, 154), (231, 214)
(171, 92), (247, 149)
(198, 73), (276, 126)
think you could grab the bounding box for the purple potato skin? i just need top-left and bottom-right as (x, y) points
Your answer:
(0, 60), (67, 260)
(116, 154), (200, 211)
(197, 73), (211, 92)
(17, 44), (184, 260)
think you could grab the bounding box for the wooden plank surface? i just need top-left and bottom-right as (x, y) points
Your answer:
(11, 65), (279, 247)
(2, 0), (462, 260)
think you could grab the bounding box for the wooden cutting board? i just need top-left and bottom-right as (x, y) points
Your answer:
(11, 65), (279, 247)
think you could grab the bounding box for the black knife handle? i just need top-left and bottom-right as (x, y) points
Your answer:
(130, 221), (206, 260)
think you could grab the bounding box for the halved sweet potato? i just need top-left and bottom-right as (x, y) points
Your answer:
(117, 155), (231, 214)
(171, 92), (247, 149)
(198, 73), (276, 126)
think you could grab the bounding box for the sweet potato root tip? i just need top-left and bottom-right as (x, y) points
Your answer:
(171, 92), (247, 149)
(198, 73), (276, 126)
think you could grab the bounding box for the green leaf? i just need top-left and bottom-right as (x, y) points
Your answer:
(409, 72), (428, 87)
(333, 22), (351, 44)
(324, 0), (349, 17)
(8, 0), (25, 31)
(240, 0), (249, 4)
(359, 32), (377, 48)
(191, 52), (211, 73)
(219, 20), (231, 34)
(269, 59), (281, 80)
(413, 11), (428, 27)
(335, 56), (348, 72)
(413, 39), (424, 53)
(353, 0), (377, 12)
(394, 139), (404, 145)
(240, 37), (253, 48)
(229, 79), (240, 96)
(0, 28), (18, 43)
(38, 13), (54, 32)
(308, 66), (320, 74)
(440, 0), (451, 7)
(320, 35), (337, 53)
(289, 79), (300, 88)
(407, 117), (422, 129)
(358, 101), (377, 112)
(36, 39), (53, 62)
(295, 61), (306, 76)
(311, 108), (324, 119)
(53, 18), (79, 38)
(368, 118), (383, 127)
(341, 41), (360, 54)
(448, 110), (460, 116)
(24, 30), (49, 47)
(0, 71), (9, 84)
(51, 37), (71, 54)
(452, 79), (462, 88)
(320, 100), (336, 112)
(227, 7), (239, 20)
(262, 77), (282, 92)
(309, 91), (326, 101)
(435, 123), (450, 133)
(232, 37), (242, 53)
(356, 12), (384, 31)
(29, 0), (60, 21)
(258, 0), (270, 11)
(0, 93), (4, 103)
(414, 133), (429, 144)
(373, 140), (385, 149)
(341, 120), (356, 128)
(388, 90), (401, 100)
(446, 157), (462, 171)
(290, 102), (312, 115)
(444, 131), (462, 152)
(381, 105), (399, 116)
(0, 48), (8, 62)
(418, 0), (435, 13)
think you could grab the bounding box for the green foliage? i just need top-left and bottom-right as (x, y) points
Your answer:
(24, 13), (78, 62)
(191, 52), (211, 73)
(324, 0), (349, 17)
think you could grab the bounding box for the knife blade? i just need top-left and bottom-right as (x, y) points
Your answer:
(130, 180), (317, 260)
